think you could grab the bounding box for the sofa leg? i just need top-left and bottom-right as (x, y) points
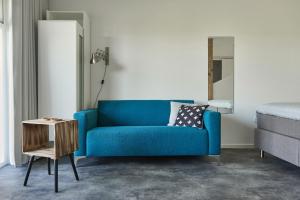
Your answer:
(74, 156), (86, 167)
(209, 155), (221, 166)
(215, 155), (221, 166)
(260, 150), (264, 158)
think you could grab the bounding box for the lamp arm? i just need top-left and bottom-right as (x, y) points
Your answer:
(93, 63), (108, 108)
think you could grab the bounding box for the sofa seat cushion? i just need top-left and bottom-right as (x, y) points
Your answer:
(86, 126), (208, 157)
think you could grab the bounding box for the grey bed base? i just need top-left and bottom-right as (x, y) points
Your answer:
(255, 113), (300, 167)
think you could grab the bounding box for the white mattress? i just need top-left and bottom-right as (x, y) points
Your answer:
(256, 102), (300, 120)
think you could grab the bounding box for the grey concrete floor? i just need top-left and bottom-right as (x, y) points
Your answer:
(0, 149), (300, 200)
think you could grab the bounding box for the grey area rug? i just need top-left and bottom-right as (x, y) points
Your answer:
(0, 149), (300, 200)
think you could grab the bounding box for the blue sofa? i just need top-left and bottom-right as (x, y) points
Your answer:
(73, 100), (221, 157)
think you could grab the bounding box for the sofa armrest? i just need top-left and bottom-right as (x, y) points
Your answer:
(204, 110), (221, 155)
(73, 109), (98, 156)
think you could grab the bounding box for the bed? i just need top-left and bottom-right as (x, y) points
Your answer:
(255, 103), (300, 167)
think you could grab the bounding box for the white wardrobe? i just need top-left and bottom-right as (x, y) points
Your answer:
(38, 11), (90, 119)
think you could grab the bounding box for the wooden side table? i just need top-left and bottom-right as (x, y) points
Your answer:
(22, 119), (79, 192)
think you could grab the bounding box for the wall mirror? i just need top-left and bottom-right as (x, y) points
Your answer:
(208, 37), (234, 113)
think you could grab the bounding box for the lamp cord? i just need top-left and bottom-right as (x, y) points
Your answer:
(93, 64), (108, 108)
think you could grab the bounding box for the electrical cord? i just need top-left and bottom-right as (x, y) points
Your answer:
(93, 64), (108, 108)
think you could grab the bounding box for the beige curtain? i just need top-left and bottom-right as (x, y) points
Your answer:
(10, 0), (48, 166)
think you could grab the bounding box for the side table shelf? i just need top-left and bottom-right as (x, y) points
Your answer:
(23, 141), (54, 158)
(22, 119), (79, 192)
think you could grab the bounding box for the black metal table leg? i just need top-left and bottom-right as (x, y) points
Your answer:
(69, 154), (79, 181)
(48, 158), (51, 175)
(24, 156), (35, 186)
(54, 159), (58, 193)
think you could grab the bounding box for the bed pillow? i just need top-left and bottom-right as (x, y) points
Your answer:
(168, 101), (198, 126)
(174, 105), (208, 128)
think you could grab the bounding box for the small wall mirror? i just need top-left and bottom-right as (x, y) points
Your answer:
(208, 37), (234, 113)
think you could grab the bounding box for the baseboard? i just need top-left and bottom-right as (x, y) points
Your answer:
(221, 144), (255, 149)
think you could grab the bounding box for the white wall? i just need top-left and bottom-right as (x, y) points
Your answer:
(49, 0), (300, 147)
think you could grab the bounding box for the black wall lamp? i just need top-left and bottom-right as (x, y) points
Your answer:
(90, 47), (110, 107)
(90, 47), (109, 66)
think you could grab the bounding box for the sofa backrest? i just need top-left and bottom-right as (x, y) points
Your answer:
(98, 100), (194, 126)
